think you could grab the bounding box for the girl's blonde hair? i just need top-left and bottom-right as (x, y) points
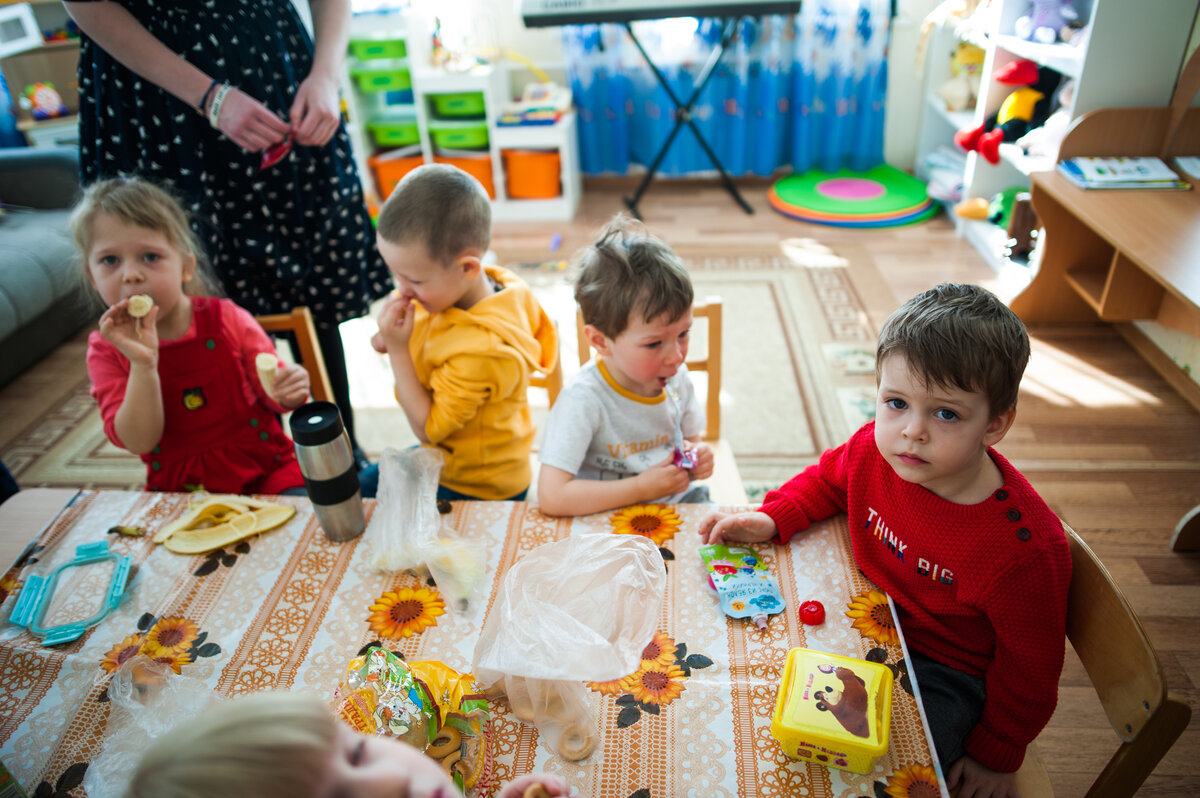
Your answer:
(125, 692), (336, 798)
(70, 176), (221, 297)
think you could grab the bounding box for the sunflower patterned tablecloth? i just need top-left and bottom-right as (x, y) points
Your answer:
(0, 491), (946, 798)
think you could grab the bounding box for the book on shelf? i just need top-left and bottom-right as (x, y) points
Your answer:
(1056, 156), (1191, 190)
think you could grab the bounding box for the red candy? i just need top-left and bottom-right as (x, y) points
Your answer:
(799, 600), (825, 625)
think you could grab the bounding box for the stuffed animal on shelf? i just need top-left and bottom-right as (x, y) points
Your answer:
(1015, 0), (1077, 44)
(21, 83), (68, 120)
(1016, 78), (1074, 161)
(938, 41), (986, 111)
(954, 59), (1061, 165)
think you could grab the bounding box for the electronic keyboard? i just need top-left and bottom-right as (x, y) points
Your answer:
(519, 0), (800, 27)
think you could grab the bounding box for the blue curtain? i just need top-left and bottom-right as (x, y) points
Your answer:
(562, 0), (889, 177)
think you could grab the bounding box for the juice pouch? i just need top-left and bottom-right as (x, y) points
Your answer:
(699, 543), (786, 630)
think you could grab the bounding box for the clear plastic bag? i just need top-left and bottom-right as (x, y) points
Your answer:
(364, 447), (485, 618)
(471, 534), (666, 761)
(83, 656), (221, 798)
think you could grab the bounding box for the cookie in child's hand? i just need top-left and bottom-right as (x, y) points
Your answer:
(523, 785), (552, 798)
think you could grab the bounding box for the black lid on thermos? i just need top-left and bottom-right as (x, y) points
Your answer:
(289, 401), (344, 446)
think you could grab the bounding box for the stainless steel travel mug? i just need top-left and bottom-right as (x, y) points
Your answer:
(289, 401), (365, 542)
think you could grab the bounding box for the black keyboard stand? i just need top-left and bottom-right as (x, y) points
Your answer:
(623, 16), (754, 219)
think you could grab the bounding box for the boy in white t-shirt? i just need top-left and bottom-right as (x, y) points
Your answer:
(537, 215), (715, 516)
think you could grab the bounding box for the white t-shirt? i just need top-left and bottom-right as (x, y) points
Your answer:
(539, 358), (707, 503)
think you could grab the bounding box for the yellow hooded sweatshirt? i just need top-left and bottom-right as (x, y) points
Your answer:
(406, 265), (558, 499)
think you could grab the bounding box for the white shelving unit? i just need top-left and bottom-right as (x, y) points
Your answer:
(343, 10), (581, 222)
(915, 0), (1200, 272)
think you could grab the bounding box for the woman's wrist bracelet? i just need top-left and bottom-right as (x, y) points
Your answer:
(197, 78), (220, 115)
(207, 82), (232, 129)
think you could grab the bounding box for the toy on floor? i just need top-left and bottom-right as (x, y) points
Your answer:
(937, 41), (986, 112)
(1015, 0), (1077, 44)
(954, 59), (1061, 165)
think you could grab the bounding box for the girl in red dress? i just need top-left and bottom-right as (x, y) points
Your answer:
(73, 177), (309, 494)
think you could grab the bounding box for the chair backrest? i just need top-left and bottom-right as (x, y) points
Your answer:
(1053, 524), (1191, 796)
(576, 298), (722, 440)
(255, 307), (334, 403)
(528, 321), (563, 406)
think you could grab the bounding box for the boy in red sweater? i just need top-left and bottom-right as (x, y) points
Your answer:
(700, 284), (1070, 798)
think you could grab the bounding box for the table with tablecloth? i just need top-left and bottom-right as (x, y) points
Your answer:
(0, 491), (945, 797)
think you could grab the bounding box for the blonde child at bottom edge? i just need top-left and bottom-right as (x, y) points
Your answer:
(72, 177), (310, 495)
(537, 215), (714, 517)
(125, 691), (567, 798)
(699, 284), (1070, 798)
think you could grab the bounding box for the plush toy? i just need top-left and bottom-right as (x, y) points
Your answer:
(938, 41), (986, 112)
(21, 83), (68, 120)
(987, 186), (1026, 228)
(954, 59), (1061, 165)
(1016, 78), (1074, 161)
(1015, 0), (1077, 44)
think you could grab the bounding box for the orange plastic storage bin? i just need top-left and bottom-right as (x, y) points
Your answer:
(502, 149), (561, 199)
(369, 153), (424, 199)
(433, 154), (495, 199)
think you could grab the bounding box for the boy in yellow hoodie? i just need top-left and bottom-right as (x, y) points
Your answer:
(360, 164), (558, 501)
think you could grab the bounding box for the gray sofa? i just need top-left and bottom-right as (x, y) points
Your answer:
(0, 146), (95, 387)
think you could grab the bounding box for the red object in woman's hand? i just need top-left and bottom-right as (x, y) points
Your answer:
(799, 600), (825, 625)
(260, 134), (293, 170)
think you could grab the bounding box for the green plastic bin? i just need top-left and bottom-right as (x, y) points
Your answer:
(427, 121), (489, 150)
(349, 37), (407, 61)
(367, 117), (419, 147)
(349, 61), (411, 93)
(429, 92), (486, 119)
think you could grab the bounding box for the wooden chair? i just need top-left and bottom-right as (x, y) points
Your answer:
(1014, 524), (1191, 796)
(576, 298), (722, 440)
(255, 307), (334, 403)
(528, 322), (563, 407)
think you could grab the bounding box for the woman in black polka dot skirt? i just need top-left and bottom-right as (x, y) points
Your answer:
(66, 0), (389, 461)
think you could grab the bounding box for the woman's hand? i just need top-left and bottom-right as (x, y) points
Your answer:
(289, 73), (341, 147)
(215, 87), (291, 152)
(272, 362), (311, 409)
(99, 300), (159, 368)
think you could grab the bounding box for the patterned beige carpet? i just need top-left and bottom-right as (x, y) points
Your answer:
(0, 240), (893, 496)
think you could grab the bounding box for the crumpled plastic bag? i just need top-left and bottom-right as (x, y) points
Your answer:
(364, 447), (484, 618)
(471, 534), (666, 761)
(82, 656), (221, 798)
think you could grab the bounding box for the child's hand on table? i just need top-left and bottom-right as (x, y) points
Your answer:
(698, 511), (777, 545)
(497, 772), (570, 798)
(947, 755), (1021, 798)
(271, 361), (310, 408)
(99, 299), (159, 368)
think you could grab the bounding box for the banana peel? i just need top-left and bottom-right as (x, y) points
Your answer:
(155, 494), (295, 554)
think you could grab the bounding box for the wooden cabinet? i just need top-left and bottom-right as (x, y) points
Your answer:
(915, 0), (1200, 271)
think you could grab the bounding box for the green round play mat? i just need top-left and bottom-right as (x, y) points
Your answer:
(768, 164), (938, 227)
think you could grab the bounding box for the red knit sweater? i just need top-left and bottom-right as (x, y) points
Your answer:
(759, 423), (1070, 773)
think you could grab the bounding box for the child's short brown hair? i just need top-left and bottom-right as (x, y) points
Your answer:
(375, 163), (491, 264)
(876, 283), (1030, 417)
(574, 214), (693, 338)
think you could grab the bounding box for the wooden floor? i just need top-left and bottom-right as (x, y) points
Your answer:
(494, 180), (1200, 796)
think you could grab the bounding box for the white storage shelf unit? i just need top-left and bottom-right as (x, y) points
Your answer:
(343, 12), (581, 222)
(915, 0), (1200, 272)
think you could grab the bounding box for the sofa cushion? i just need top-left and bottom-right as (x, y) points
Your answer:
(0, 208), (79, 340)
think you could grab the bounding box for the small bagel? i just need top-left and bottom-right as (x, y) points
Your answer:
(426, 728), (461, 759)
(523, 785), (553, 798)
(556, 723), (595, 761)
(440, 749), (462, 773)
